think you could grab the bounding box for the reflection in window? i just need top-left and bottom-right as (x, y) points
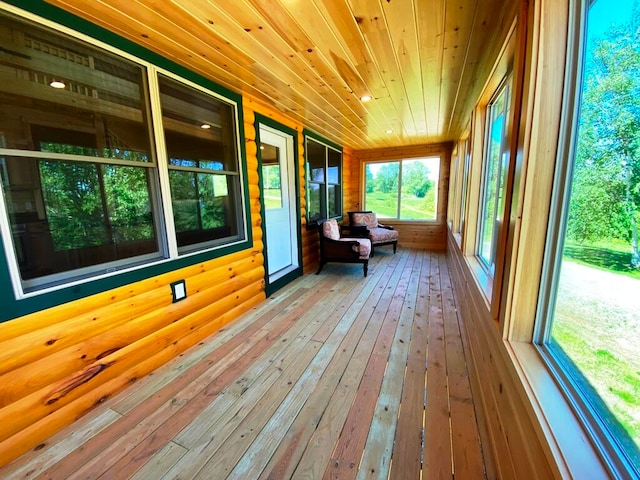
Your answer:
(261, 144), (283, 210)
(0, 10), (245, 294)
(158, 74), (242, 253)
(542, 1), (640, 474)
(477, 81), (510, 273)
(364, 157), (439, 220)
(0, 13), (160, 292)
(305, 137), (342, 222)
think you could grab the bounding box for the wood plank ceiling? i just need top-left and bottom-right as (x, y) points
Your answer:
(43, 0), (511, 150)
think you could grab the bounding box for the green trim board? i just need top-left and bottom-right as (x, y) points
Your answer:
(303, 128), (343, 152)
(0, 0), (254, 322)
(255, 114), (303, 296)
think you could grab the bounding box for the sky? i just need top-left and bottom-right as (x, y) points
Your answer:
(589, 0), (635, 41)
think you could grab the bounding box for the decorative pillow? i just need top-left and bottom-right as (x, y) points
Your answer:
(322, 219), (340, 240)
(352, 212), (378, 229)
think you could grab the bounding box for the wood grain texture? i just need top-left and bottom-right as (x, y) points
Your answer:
(346, 143), (452, 251)
(447, 231), (557, 479)
(0, 249), (488, 480)
(31, 0), (516, 150)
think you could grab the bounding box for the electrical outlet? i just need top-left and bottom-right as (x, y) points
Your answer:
(171, 279), (187, 303)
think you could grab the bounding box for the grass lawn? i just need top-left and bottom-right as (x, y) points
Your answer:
(564, 239), (640, 280)
(365, 190), (437, 220)
(553, 241), (640, 453)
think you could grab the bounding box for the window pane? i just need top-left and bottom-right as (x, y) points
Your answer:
(159, 75), (237, 172)
(478, 83), (510, 270)
(328, 148), (341, 217)
(169, 170), (240, 250)
(159, 75), (243, 252)
(304, 138), (342, 222)
(262, 164), (283, 209)
(459, 140), (471, 234)
(261, 144), (282, 209)
(400, 157), (439, 220)
(548, 0), (640, 470)
(328, 148), (341, 185)
(2, 156), (157, 288)
(307, 183), (322, 221)
(328, 184), (340, 218)
(364, 162), (399, 218)
(0, 13), (152, 162)
(0, 12), (161, 292)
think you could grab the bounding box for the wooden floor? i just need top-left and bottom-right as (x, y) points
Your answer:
(0, 249), (486, 480)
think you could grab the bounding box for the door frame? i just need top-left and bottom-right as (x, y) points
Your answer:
(255, 115), (303, 296)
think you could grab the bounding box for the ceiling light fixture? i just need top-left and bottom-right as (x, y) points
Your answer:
(360, 95), (372, 102)
(49, 80), (66, 89)
(386, 129), (393, 134)
(200, 123), (211, 129)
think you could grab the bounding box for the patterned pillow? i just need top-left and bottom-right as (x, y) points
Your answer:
(322, 219), (340, 240)
(352, 212), (378, 229)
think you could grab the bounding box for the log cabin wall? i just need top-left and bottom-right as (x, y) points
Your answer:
(0, 93), (315, 468)
(351, 143), (452, 250)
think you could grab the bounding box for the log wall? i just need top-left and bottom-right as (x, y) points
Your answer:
(0, 96), (317, 467)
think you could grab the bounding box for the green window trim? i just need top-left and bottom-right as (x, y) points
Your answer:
(0, 1), (253, 322)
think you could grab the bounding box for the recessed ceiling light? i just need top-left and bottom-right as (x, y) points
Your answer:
(49, 80), (66, 89)
(360, 95), (372, 102)
(260, 145), (265, 150)
(200, 123), (211, 129)
(386, 129), (393, 134)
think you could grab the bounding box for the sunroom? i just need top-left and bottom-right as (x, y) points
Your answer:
(0, 0), (638, 478)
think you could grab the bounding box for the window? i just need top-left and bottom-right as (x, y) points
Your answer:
(159, 75), (242, 254)
(458, 138), (471, 236)
(305, 136), (342, 222)
(539, 0), (640, 475)
(476, 80), (511, 273)
(364, 157), (440, 220)
(0, 9), (246, 295)
(447, 147), (459, 229)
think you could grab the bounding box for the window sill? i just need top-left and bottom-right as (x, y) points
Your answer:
(507, 341), (610, 479)
(452, 231), (462, 247)
(466, 255), (493, 306)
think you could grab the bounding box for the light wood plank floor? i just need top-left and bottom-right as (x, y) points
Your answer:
(1, 249), (486, 480)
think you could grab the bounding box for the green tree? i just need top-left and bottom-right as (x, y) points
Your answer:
(402, 160), (432, 198)
(567, 4), (640, 268)
(376, 163), (399, 194)
(365, 165), (375, 193)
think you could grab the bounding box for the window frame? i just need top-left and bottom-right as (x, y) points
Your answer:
(0, 2), (251, 316)
(476, 78), (512, 275)
(532, 0), (640, 475)
(303, 131), (343, 224)
(363, 156), (441, 222)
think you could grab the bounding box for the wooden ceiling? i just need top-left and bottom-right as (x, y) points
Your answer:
(43, 0), (513, 150)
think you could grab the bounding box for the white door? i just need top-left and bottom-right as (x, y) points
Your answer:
(259, 125), (298, 282)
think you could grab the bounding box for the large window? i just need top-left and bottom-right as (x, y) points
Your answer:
(364, 157), (440, 220)
(305, 136), (342, 222)
(539, 0), (639, 474)
(0, 9), (246, 295)
(476, 80), (511, 273)
(159, 75), (242, 253)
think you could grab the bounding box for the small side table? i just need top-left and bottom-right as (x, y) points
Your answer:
(344, 223), (369, 238)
